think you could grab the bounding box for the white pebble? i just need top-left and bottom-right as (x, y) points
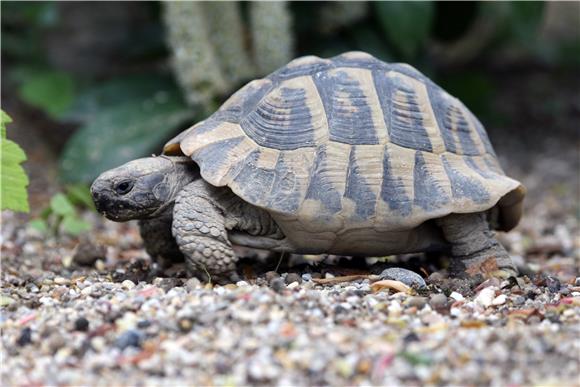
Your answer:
(287, 281), (300, 289)
(54, 277), (70, 285)
(492, 294), (507, 306)
(450, 291), (465, 301)
(81, 286), (93, 296)
(475, 287), (496, 308)
(121, 280), (136, 290)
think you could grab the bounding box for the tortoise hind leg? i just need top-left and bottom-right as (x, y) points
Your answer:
(436, 212), (517, 278)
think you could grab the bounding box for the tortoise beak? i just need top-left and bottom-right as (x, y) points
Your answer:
(90, 179), (111, 215)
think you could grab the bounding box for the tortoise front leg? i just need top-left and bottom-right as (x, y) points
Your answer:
(436, 212), (517, 279)
(172, 181), (239, 283)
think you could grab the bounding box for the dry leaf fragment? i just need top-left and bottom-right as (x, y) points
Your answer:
(371, 280), (410, 294)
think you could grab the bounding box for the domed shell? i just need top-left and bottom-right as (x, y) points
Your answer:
(164, 52), (525, 232)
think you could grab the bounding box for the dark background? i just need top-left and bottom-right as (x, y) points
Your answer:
(1, 1), (579, 216)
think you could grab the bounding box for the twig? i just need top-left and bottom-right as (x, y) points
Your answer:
(274, 252), (286, 273)
(312, 274), (377, 285)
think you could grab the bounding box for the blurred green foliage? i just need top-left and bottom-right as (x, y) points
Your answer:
(29, 186), (94, 236)
(375, 2), (434, 60)
(1, 111), (29, 213)
(59, 75), (194, 182)
(1, 1), (578, 186)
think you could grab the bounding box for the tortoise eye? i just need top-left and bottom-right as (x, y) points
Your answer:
(115, 180), (134, 195)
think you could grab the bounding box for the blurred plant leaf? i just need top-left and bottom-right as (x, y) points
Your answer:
(439, 72), (495, 118)
(1, 110), (29, 213)
(375, 2), (434, 59)
(352, 27), (393, 62)
(64, 75), (177, 122)
(59, 77), (194, 183)
(18, 69), (75, 119)
(29, 219), (48, 233)
(61, 215), (92, 236)
(65, 183), (95, 210)
(504, 2), (545, 45)
(481, 2), (545, 48)
(50, 193), (75, 216)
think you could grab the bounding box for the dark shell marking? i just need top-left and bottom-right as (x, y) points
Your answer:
(313, 69), (379, 145)
(344, 147), (377, 219)
(380, 149), (412, 216)
(304, 146), (343, 215)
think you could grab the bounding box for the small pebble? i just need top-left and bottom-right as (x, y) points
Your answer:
(380, 268), (426, 289)
(475, 288), (496, 308)
(512, 295), (526, 305)
(265, 271), (280, 282)
(492, 294), (507, 306)
(285, 273), (302, 285)
(185, 278), (202, 291)
(429, 294), (448, 310)
(121, 280), (136, 290)
(74, 317), (90, 332)
(115, 330), (141, 350)
(450, 292), (465, 302)
(54, 277), (70, 286)
(287, 281), (300, 289)
(406, 296), (427, 309)
(16, 327), (32, 346)
(73, 239), (106, 266)
(269, 278), (286, 293)
(177, 317), (195, 333)
(546, 277), (561, 293)
(95, 259), (106, 272)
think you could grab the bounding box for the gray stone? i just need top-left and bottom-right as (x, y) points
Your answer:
(380, 268), (427, 289)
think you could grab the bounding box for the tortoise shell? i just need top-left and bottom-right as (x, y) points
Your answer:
(164, 51), (524, 236)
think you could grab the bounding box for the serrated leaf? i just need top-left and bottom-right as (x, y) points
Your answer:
(61, 215), (92, 236)
(375, 2), (434, 59)
(1, 110), (29, 213)
(1, 110), (12, 138)
(59, 80), (194, 183)
(18, 70), (75, 118)
(50, 193), (75, 216)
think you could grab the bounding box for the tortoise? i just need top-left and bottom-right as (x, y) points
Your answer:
(91, 51), (525, 282)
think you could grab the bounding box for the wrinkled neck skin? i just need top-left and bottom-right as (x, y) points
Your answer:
(148, 157), (197, 219)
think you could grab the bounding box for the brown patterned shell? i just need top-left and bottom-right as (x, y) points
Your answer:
(164, 52), (525, 233)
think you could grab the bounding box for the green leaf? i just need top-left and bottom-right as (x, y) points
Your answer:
(18, 70), (75, 119)
(29, 219), (48, 233)
(50, 193), (75, 216)
(59, 78), (194, 183)
(66, 183), (95, 210)
(375, 2), (434, 59)
(61, 215), (92, 236)
(64, 75), (179, 122)
(1, 111), (29, 213)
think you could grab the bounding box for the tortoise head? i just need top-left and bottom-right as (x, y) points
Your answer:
(90, 156), (198, 221)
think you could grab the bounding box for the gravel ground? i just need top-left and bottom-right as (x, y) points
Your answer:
(1, 143), (579, 386)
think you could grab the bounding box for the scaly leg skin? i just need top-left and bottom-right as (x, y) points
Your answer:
(138, 211), (184, 267)
(172, 181), (240, 283)
(436, 212), (518, 279)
